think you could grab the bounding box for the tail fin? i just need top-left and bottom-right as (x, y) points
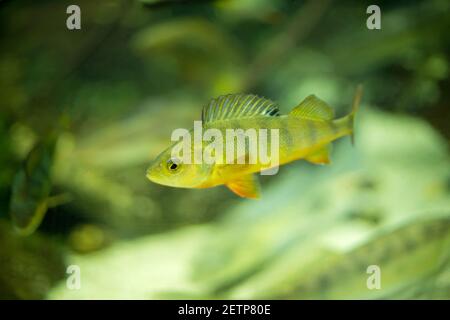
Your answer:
(349, 84), (363, 145)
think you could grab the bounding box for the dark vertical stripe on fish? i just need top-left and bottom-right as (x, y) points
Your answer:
(329, 121), (340, 137)
(282, 128), (294, 154)
(307, 120), (317, 147)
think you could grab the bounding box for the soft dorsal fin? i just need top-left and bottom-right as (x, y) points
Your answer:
(202, 94), (279, 125)
(289, 95), (334, 120)
(225, 174), (261, 199)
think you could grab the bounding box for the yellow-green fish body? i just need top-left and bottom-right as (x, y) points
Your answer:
(201, 114), (354, 185)
(146, 88), (362, 198)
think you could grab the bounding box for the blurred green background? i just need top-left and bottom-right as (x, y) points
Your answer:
(0, 0), (449, 299)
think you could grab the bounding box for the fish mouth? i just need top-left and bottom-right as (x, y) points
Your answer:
(145, 167), (172, 187)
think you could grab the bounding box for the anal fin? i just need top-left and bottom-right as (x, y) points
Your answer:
(305, 145), (331, 165)
(225, 174), (261, 199)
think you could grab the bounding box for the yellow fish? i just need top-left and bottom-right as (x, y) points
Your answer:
(146, 86), (362, 199)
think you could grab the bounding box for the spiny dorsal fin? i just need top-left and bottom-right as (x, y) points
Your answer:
(202, 94), (279, 126)
(289, 95), (334, 120)
(225, 174), (260, 199)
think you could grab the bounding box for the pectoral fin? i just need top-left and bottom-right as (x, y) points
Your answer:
(225, 174), (261, 199)
(305, 145), (331, 165)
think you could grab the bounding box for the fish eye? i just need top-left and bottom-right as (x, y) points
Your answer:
(166, 158), (181, 172)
